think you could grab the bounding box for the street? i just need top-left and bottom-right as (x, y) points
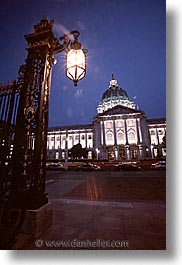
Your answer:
(46, 170), (166, 202)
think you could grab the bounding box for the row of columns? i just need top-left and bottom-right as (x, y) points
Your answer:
(47, 131), (93, 150)
(100, 118), (142, 146)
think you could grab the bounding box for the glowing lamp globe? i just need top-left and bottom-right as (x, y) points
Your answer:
(66, 35), (87, 86)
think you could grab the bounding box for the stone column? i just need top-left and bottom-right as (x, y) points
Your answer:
(125, 146), (130, 160)
(59, 133), (61, 151)
(53, 134), (55, 150)
(113, 146), (119, 161)
(78, 132), (80, 144)
(113, 120), (117, 146)
(102, 121), (106, 145)
(124, 119), (128, 144)
(138, 145), (143, 160)
(136, 119), (141, 144)
(156, 129), (160, 145)
(85, 133), (87, 149)
(137, 118), (142, 143)
(100, 121), (103, 145)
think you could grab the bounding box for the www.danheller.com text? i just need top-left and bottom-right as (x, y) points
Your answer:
(35, 239), (129, 249)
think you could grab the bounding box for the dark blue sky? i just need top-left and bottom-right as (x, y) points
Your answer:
(0, 0), (166, 126)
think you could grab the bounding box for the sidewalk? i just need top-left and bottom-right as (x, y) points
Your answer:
(12, 172), (166, 250)
(13, 199), (166, 250)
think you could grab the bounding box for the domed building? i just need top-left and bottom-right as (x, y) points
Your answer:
(94, 74), (150, 160)
(97, 74), (136, 113)
(47, 75), (166, 161)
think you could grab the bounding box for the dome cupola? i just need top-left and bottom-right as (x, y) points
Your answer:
(97, 74), (136, 113)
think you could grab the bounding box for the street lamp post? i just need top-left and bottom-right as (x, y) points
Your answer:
(10, 16), (87, 209)
(0, 16), (87, 247)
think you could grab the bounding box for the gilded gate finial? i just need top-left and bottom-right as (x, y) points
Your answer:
(34, 16), (54, 33)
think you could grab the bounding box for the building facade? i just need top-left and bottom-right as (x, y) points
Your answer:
(47, 75), (166, 161)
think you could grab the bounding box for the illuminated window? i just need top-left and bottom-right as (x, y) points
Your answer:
(117, 132), (124, 144)
(116, 120), (123, 128)
(154, 148), (158, 157)
(162, 148), (166, 156)
(131, 149), (138, 159)
(88, 151), (92, 159)
(128, 132), (135, 144)
(150, 130), (155, 135)
(127, 119), (135, 127)
(158, 129), (163, 135)
(105, 121), (112, 129)
(151, 136), (158, 145)
(106, 132), (114, 145)
(55, 152), (59, 160)
(107, 133), (113, 141)
(118, 133), (124, 141)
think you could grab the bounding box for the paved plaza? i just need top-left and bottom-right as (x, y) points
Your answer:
(13, 171), (166, 250)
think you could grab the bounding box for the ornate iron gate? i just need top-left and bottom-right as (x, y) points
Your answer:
(0, 79), (25, 248)
(0, 17), (55, 248)
(0, 16), (64, 249)
(0, 15), (85, 249)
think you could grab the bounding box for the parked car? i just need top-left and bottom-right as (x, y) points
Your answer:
(77, 163), (101, 171)
(46, 163), (66, 171)
(151, 161), (166, 169)
(115, 163), (141, 171)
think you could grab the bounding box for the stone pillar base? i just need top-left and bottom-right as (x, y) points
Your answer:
(20, 202), (53, 239)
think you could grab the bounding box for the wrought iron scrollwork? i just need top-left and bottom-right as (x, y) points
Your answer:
(0, 16), (83, 248)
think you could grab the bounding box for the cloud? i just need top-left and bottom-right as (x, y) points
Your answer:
(74, 88), (83, 98)
(66, 108), (72, 117)
(53, 21), (69, 36)
(81, 110), (85, 117)
(94, 66), (100, 73)
(62, 85), (67, 91)
(77, 21), (85, 31)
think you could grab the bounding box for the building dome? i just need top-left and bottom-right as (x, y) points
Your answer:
(97, 74), (136, 113)
(101, 84), (129, 101)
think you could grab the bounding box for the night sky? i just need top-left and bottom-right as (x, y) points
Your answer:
(0, 0), (166, 127)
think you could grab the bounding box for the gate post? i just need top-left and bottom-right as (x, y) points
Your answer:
(10, 17), (56, 209)
(0, 16), (87, 246)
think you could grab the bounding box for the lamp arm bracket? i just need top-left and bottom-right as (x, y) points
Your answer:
(52, 34), (70, 55)
(52, 30), (80, 55)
